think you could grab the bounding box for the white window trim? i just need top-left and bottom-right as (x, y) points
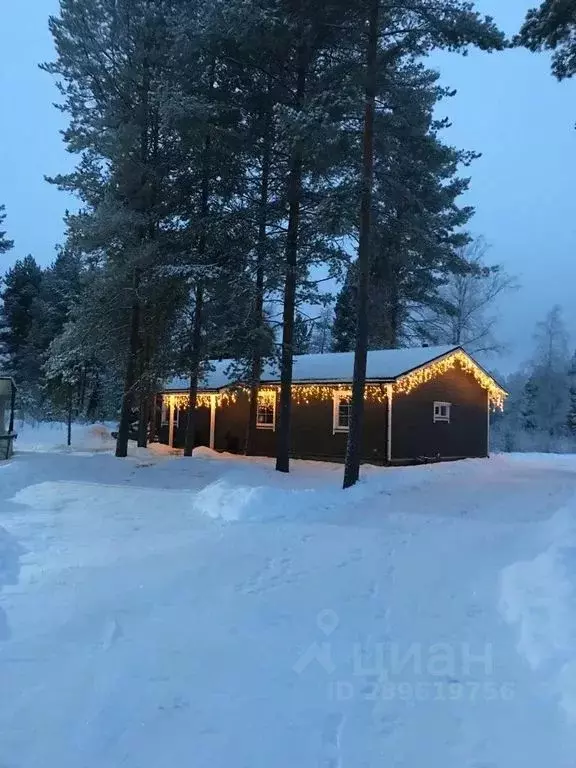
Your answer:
(256, 392), (276, 431)
(433, 401), (452, 424)
(333, 390), (352, 434)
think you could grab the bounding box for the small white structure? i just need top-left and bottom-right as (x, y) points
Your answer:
(0, 377), (16, 460)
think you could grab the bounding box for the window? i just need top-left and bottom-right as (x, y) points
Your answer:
(256, 392), (276, 430)
(333, 391), (352, 433)
(433, 401), (451, 423)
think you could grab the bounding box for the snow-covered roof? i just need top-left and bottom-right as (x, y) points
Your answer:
(162, 345), (463, 392)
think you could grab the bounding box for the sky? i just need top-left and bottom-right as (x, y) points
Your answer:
(0, 0), (575, 371)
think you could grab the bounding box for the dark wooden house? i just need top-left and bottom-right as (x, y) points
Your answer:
(155, 345), (506, 464)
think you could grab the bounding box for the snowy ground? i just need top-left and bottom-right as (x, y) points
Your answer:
(2, 424), (576, 766)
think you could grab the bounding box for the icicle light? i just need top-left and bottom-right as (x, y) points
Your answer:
(394, 350), (507, 409)
(163, 351), (506, 412)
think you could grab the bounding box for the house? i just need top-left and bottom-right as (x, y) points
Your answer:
(0, 377), (17, 461)
(155, 345), (507, 464)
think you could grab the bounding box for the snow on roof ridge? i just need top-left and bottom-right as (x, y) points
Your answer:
(163, 344), (462, 392)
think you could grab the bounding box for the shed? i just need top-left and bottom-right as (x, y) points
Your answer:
(0, 377), (17, 460)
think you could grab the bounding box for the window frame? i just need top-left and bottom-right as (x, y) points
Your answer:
(333, 390), (352, 434)
(433, 401), (452, 424)
(256, 391), (276, 431)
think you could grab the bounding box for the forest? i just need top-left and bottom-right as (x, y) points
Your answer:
(1, 0), (575, 483)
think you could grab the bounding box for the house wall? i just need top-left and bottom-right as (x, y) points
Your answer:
(213, 390), (388, 462)
(391, 367), (488, 461)
(157, 365), (489, 463)
(157, 405), (212, 449)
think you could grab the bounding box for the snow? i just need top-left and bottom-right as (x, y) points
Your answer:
(2, 428), (576, 765)
(14, 420), (117, 453)
(164, 344), (459, 391)
(500, 502), (576, 723)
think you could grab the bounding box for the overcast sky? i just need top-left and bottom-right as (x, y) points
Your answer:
(1, 0), (575, 370)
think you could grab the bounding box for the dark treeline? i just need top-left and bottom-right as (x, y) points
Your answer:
(0, 0), (519, 486)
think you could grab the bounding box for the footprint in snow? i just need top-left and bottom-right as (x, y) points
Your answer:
(318, 712), (345, 768)
(101, 617), (123, 651)
(238, 557), (299, 594)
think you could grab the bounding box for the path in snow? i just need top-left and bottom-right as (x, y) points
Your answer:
(1, 446), (576, 766)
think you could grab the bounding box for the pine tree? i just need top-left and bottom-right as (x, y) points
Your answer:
(213, 0), (358, 473)
(0, 256), (43, 402)
(0, 206), (14, 374)
(293, 312), (313, 355)
(342, 0), (505, 488)
(0, 206), (13, 255)
(332, 267), (357, 352)
(567, 352), (576, 435)
(44, 0), (191, 455)
(521, 378), (539, 433)
(272, 0), (356, 474)
(517, 2), (576, 80)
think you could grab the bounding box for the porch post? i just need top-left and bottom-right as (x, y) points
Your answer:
(209, 394), (217, 450)
(386, 384), (393, 464)
(168, 396), (175, 448)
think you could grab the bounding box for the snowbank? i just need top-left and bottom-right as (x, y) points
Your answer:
(15, 421), (117, 454)
(189, 457), (454, 523)
(500, 501), (576, 721)
(0, 526), (25, 640)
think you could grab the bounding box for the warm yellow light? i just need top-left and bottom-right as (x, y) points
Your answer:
(163, 352), (506, 412)
(393, 351), (507, 409)
(168, 392), (235, 410)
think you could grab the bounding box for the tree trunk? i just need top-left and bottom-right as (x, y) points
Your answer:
(79, 368), (87, 415)
(343, 0), (379, 489)
(137, 395), (148, 448)
(276, 49), (306, 474)
(184, 282), (204, 456)
(116, 271), (141, 458)
(183, 113), (211, 457)
(137, 334), (151, 448)
(246, 95), (273, 455)
(8, 387), (15, 435)
(67, 384), (73, 448)
(148, 394), (158, 443)
(389, 257), (401, 348)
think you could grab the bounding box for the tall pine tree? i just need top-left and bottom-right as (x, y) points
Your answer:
(0, 206), (13, 255)
(342, 0), (504, 488)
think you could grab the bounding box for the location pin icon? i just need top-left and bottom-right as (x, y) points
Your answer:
(317, 609), (339, 637)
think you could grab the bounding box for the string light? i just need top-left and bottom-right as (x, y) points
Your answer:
(393, 350), (507, 409)
(163, 352), (506, 412)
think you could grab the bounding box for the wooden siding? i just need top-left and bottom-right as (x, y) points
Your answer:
(157, 364), (488, 463)
(158, 405), (211, 449)
(212, 389), (388, 462)
(391, 367), (488, 461)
